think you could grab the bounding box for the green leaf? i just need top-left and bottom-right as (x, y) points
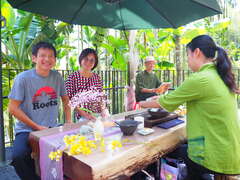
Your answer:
(83, 26), (94, 42)
(92, 27), (107, 47)
(210, 20), (230, 32)
(157, 61), (175, 70)
(18, 13), (33, 31)
(108, 36), (128, 48)
(1, 0), (15, 27)
(180, 28), (206, 45)
(111, 51), (127, 70)
(101, 43), (114, 54)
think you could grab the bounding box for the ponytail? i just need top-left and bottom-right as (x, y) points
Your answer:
(215, 47), (237, 92)
(187, 35), (237, 92)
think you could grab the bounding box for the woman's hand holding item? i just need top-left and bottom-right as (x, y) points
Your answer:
(77, 107), (96, 121)
(83, 112), (96, 121)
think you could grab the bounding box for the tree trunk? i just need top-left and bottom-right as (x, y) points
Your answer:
(125, 30), (139, 111)
(81, 25), (83, 50)
(128, 30), (138, 86)
(174, 35), (181, 86)
(66, 35), (69, 70)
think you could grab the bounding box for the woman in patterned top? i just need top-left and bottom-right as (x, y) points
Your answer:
(65, 48), (103, 121)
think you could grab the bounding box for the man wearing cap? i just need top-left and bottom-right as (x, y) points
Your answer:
(135, 56), (168, 102)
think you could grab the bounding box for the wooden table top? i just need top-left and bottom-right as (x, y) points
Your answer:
(29, 109), (186, 180)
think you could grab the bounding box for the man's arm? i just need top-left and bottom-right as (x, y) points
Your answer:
(141, 88), (157, 93)
(61, 95), (72, 123)
(141, 84), (170, 94)
(8, 99), (47, 130)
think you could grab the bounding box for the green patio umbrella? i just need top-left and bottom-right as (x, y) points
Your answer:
(6, 0), (222, 30)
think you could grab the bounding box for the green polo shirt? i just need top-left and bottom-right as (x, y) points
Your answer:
(159, 63), (240, 174)
(135, 70), (161, 101)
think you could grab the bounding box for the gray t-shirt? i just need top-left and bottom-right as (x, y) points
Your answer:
(8, 69), (66, 134)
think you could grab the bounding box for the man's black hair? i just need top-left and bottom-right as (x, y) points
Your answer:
(32, 42), (57, 57)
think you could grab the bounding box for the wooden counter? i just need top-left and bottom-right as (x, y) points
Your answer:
(29, 109), (186, 180)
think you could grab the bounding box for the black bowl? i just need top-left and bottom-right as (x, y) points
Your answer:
(148, 108), (169, 118)
(116, 120), (141, 136)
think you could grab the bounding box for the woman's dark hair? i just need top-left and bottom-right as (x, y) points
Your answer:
(187, 35), (237, 92)
(79, 48), (98, 70)
(32, 41), (57, 57)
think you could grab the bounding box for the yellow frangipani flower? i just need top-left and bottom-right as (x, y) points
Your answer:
(88, 140), (97, 149)
(111, 140), (122, 150)
(49, 134), (123, 161)
(49, 150), (63, 161)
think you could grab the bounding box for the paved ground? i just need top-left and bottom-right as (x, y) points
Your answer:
(0, 147), (20, 180)
(0, 164), (20, 180)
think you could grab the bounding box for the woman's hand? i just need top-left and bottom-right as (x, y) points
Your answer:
(76, 107), (96, 121)
(82, 112), (96, 121)
(234, 88), (240, 94)
(146, 95), (159, 101)
(139, 100), (161, 108)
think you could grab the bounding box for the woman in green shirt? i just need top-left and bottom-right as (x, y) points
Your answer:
(140, 35), (240, 179)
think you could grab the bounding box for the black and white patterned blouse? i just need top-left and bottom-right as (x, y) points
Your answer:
(65, 71), (103, 118)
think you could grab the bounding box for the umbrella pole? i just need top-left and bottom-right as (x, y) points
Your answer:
(0, 15), (6, 164)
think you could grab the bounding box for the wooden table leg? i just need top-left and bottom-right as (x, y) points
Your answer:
(214, 175), (239, 180)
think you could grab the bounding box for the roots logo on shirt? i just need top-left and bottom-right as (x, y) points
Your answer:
(32, 86), (58, 110)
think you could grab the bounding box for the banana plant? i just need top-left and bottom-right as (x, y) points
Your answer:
(135, 29), (176, 70)
(2, 0), (74, 68)
(1, 9), (35, 69)
(101, 35), (129, 70)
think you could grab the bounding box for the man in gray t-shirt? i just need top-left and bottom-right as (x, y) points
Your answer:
(9, 69), (66, 134)
(8, 42), (72, 180)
